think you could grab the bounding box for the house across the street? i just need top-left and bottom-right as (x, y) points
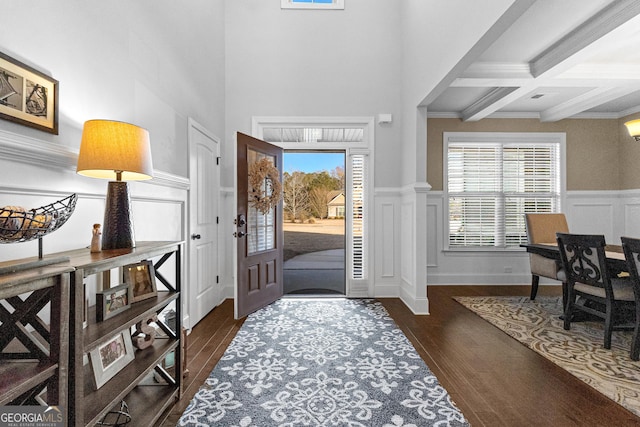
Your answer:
(327, 190), (345, 218)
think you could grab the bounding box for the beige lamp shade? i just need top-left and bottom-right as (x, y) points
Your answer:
(77, 119), (153, 181)
(624, 119), (640, 141)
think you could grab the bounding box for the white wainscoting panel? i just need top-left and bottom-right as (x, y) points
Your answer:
(426, 200), (440, 268)
(400, 200), (415, 288)
(221, 187), (236, 300)
(425, 189), (637, 285)
(623, 191), (640, 238)
(565, 191), (618, 240)
(380, 203), (395, 277)
(372, 189), (401, 297)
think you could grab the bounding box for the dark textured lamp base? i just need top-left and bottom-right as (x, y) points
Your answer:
(102, 181), (135, 250)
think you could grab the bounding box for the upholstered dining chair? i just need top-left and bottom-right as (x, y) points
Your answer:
(619, 236), (640, 360)
(525, 213), (569, 300)
(556, 233), (635, 350)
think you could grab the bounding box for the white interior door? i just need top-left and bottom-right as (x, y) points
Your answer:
(188, 118), (221, 328)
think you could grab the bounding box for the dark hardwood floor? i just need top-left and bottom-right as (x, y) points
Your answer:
(159, 286), (640, 426)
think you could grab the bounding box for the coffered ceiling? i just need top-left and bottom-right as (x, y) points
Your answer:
(425, 0), (640, 121)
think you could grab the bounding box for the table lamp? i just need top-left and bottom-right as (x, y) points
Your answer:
(77, 120), (153, 250)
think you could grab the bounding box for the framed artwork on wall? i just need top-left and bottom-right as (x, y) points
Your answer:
(0, 51), (59, 134)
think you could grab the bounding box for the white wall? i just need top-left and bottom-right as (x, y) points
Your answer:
(1, 1), (558, 318)
(399, 0), (515, 186)
(222, 1), (527, 312)
(0, 1), (226, 327)
(1, 0), (225, 177)
(224, 0), (403, 188)
(223, 0), (412, 306)
(395, 0), (517, 312)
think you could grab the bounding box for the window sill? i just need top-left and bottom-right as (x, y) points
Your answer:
(443, 247), (526, 253)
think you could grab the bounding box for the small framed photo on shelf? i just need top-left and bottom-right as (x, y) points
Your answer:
(89, 330), (135, 389)
(123, 260), (157, 303)
(96, 284), (131, 322)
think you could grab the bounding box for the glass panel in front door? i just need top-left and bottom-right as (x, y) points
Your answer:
(247, 148), (276, 254)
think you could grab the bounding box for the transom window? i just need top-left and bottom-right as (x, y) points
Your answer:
(263, 127), (363, 143)
(281, 0), (344, 10)
(444, 132), (565, 250)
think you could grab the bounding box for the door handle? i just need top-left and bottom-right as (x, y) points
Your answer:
(233, 231), (246, 238)
(191, 233), (201, 240)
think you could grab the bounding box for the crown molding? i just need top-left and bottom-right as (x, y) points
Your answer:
(426, 110), (631, 120)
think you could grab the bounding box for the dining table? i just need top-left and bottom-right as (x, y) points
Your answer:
(521, 242), (627, 273)
(520, 242), (629, 313)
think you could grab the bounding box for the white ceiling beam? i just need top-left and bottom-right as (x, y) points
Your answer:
(461, 87), (522, 121)
(559, 63), (640, 80)
(452, 78), (534, 87)
(461, 62), (531, 79)
(539, 86), (636, 122)
(455, 61), (640, 86)
(530, 0), (640, 78)
(453, 76), (640, 88)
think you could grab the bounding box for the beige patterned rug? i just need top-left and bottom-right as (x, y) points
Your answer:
(454, 296), (640, 417)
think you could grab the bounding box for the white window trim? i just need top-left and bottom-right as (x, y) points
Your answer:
(252, 116), (374, 297)
(443, 131), (567, 252)
(281, 0), (344, 10)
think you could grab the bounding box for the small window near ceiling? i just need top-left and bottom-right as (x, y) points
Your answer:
(281, 0), (344, 10)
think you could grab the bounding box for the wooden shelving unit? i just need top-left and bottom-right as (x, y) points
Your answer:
(63, 241), (184, 427)
(0, 263), (72, 410)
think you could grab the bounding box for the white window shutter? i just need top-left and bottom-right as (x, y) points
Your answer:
(350, 154), (366, 279)
(446, 135), (562, 249)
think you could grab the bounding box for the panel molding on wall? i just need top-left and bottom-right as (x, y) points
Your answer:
(400, 200), (414, 287)
(426, 189), (640, 285)
(426, 199), (440, 267)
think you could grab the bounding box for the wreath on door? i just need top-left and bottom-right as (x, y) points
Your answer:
(248, 157), (282, 214)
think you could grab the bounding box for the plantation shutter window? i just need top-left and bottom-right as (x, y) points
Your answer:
(445, 133), (563, 249)
(350, 153), (367, 280)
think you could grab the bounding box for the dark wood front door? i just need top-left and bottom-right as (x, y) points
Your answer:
(235, 132), (284, 318)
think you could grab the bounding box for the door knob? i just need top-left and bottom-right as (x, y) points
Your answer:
(233, 231), (246, 238)
(191, 233), (201, 240)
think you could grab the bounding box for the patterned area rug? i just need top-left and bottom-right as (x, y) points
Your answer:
(178, 298), (469, 426)
(454, 296), (640, 417)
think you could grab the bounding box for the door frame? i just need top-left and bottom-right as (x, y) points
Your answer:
(282, 149), (347, 296)
(251, 116), (375, 297)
